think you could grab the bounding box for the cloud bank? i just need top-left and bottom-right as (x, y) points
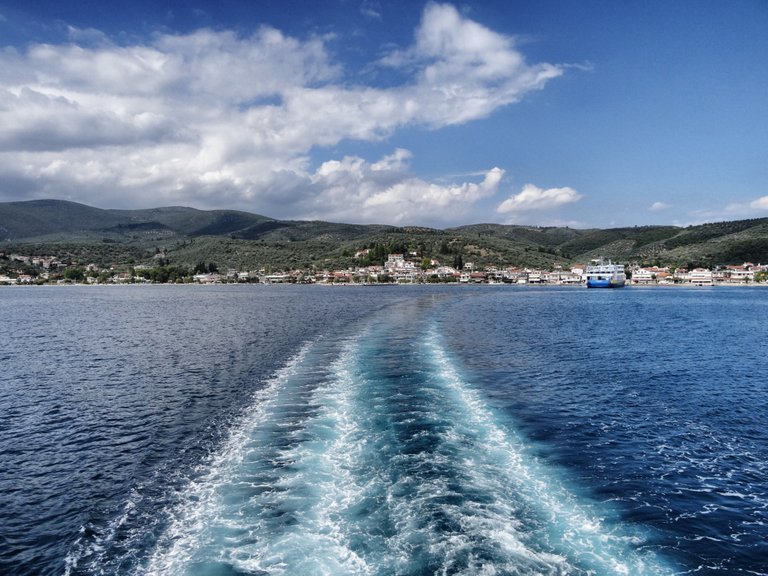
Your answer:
(0, 3), (563, 225)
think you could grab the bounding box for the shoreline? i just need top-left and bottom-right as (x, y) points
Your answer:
(2, 281), (767, 289)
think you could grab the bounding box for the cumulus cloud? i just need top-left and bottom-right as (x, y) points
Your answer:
(285, 150), (504, 225)
(649, 201), (671, 212)
(0, 3), (562, 224)
(496, 183), (583, 215)
(381, 3), (562, 126)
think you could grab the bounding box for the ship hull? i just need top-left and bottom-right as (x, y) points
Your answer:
(586, 277), (625, 288)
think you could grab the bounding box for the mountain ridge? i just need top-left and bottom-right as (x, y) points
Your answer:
(2, 199), (768, 270)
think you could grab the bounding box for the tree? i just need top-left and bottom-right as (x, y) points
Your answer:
(137, 265), (191, 284)
(453, 253), (464, 270)
(64, 267), (85, 282)
(194, 261), (218, 274)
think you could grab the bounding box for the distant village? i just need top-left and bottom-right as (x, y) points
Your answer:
(1, 249), (767, 286)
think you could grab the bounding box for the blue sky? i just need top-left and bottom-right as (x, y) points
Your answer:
(0, 1), (766, 228)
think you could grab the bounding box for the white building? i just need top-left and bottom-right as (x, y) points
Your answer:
(688, 268), (713, 285)
(385, 254), (405, 270)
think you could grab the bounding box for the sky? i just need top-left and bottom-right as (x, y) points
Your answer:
(0, 0), (766, 229)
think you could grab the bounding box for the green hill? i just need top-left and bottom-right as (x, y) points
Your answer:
(2, 199), (768, 271)
(114, 207), (275, 236)
(0, 199), (130, 240)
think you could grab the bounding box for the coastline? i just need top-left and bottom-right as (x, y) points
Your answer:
(3, 280), (767, 288)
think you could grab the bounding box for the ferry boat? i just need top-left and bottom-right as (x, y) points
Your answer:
(585, 259), (626, 288)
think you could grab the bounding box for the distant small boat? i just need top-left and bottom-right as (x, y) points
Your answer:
(585, 259), (626, 288)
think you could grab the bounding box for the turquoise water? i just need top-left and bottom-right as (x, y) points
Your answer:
(1, 285), (766, 574)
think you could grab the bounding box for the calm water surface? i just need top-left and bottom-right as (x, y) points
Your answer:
(1, 285), (766, 575)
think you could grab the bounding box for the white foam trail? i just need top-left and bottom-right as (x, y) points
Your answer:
(144, 321), (676, 575)
(228, 336), (376, 574)
(420, 327), (675, 575)
(145, 341), (318, 575)
(145, 333), (388, 575)
(300, 324), (575, 575)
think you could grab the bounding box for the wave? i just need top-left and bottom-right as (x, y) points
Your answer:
(141, 318), (676, 575)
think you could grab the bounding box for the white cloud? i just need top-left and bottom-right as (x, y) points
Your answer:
(496, 183), (583, 214)
(0, 4), (563, 224)
(725, 195), (768, 216)
(649, 201), (671, 212)
(750, 196), (768, 211)
(360, 1), (383, 20)
(298, 152), (504, 225)
(382, 3), (562, 126)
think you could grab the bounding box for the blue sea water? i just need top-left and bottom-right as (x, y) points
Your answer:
(1, 285), (767, 575)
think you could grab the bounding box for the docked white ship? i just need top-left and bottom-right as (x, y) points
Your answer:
(585, 259), (626, 288)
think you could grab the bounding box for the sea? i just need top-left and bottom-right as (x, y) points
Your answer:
(1, 284), (767, 576)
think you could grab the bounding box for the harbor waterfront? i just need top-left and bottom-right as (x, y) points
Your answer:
(2, 285), (767, 575)
(1, 249), (767, 286)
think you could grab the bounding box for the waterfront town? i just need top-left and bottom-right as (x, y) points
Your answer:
(1, 249), (767, 286)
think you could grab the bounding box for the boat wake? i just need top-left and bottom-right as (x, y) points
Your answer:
(142, 314), (675, 575)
